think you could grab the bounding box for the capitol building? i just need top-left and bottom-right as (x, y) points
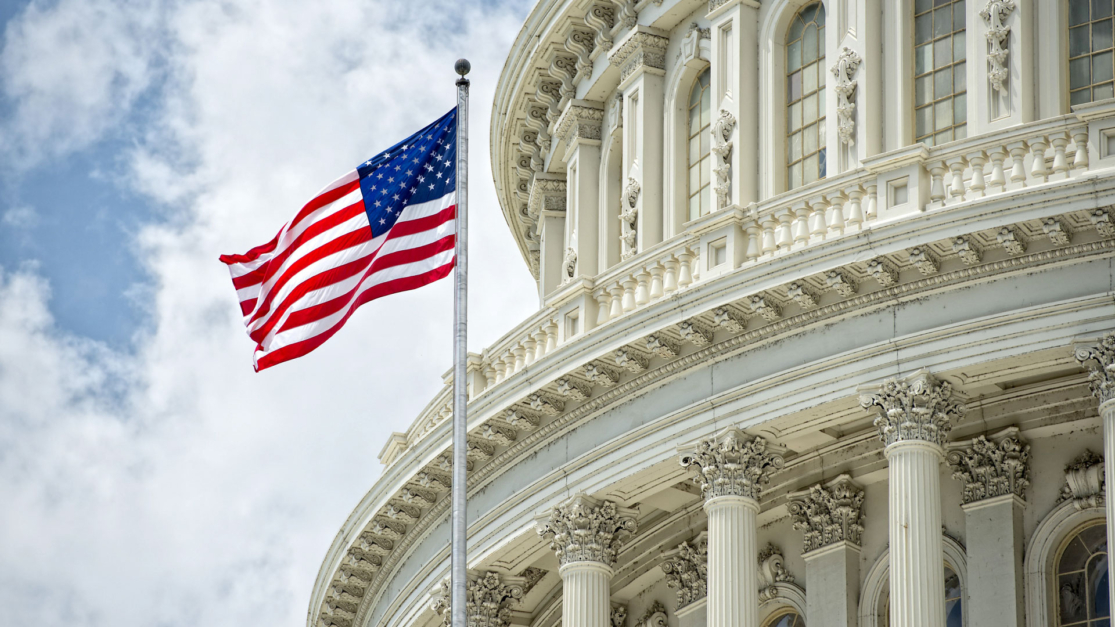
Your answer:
(310, 1), (1115, 626)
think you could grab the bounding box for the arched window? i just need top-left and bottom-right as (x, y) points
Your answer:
(1068, 0), (1115, 106)
(764, 610), (805, 627)
(786, 3), (826, 190)
(914, 0), (967, 145)
(1055, 521), (1109, 625)
(687, 68), (711, 221)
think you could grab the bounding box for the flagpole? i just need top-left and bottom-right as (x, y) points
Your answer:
(451, 58), (471, 627)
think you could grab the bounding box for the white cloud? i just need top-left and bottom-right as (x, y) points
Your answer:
(2, 204), (37, 228)
(0, 1), (538, 626)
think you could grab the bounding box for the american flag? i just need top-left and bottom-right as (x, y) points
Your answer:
(220, 108), (458, 371)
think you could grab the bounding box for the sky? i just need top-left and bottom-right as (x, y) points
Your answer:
(0, 1), (538, 625)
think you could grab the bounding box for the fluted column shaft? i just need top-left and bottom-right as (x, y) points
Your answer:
(560, 562), (612, 627)
(886, 440), (945, 627)
(1103, 400), (1115, 608)
(705, 495), (759, 627)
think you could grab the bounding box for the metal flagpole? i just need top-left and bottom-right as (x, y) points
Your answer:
(450, 58), (471, 627)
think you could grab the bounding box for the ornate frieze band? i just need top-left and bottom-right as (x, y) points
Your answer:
(660, 532), (708, 609)
(678, 429), (785, 501)
(946, 428), (1031, 505)
(527, 174), (567, 220)
(555, 101), (605, 146)
(537, 494), (638, 567)
(607, 28), (669, 84)
(860, 370), (967, 449)
(1075, 331), (1115, 406)
(788, 474), (865, 553)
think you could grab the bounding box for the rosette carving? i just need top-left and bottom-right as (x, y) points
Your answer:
(947, 430), (1030, 504)
(537, 494), (638, 567)
(1075, 332), (1115, 406)
(860, 371), (966, 449)
(678, 429), (785, 501)
(788, 474), (865, 553)
(660, 532), (708, 609)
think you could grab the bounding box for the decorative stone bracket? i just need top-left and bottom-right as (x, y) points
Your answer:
(831, 47), (862, 147)
(757, 544), (795, 602)
(1075, 331), (1115, 406)
(711, 109), (736, 210)
(1057, 450), (1105, 510)
(981, 0), (1016, 93)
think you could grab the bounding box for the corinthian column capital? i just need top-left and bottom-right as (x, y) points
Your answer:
(787, 474), (866, 554)
(678, 429), (785, 502)
(1075, 333), (1115, 407)
(946, 428), (1031, 505)
(429, 570), (526, 627)
(859, 370), (966, 450)
(659, 532), (708, 610)
(537, 494), (638, 568)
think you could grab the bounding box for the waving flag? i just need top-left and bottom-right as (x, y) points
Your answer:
(220, 108), (458, 371)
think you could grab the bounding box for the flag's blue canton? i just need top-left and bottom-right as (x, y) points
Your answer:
(357, 108), (458, 237)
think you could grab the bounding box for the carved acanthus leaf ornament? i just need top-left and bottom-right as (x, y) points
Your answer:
(711, 109), (736, 209)
(1075, 332), (1115, 406)
(1058, 450), (1105, 510)
(429, 571), (525, 627)
(788, 475), (865, 553)
(860, 371), (966, 448)
(946, 433), (1030, 504)
(980, 0), (1016, 93)
(660, 532), (708, 609)
(830, 47), (862, 146)
(537, 495), (638, 567)
(679, 429), (785, 501)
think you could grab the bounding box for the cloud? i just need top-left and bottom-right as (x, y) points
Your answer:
(0, 1), (538, 626)
(2, 204), (36, 228)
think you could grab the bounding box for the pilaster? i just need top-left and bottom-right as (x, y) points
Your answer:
(788, 474), (864, 627)
(529, 174), (567, 300)
(947, 428), (1030, 627)
(609, 27), (668, 255)
(679, 429), (784, 627)
(556, 100), (604, 280)
(861, 371), (966, 627)
(708, 0), (758, 206)
(1073, 332), (1115, 609)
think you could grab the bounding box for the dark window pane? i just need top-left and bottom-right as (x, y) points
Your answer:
(815, 5), (825, 26)
(915, 0), (934, 12)
(1072, 25), (1093, 58)
(954, 61), (966, 93)
(935, 6), (952, 37)
(1072, 87), (1093, 105)
(1060, 571), (1089, 623)
(1095, 50), (1114, 83)
(916, 43), (933, 74)
(954, 31), (966, 62)
(804, 24), (819, 63)
(789, 16), (804, 42)
(916, 75), (933, 105)
(800, 4), (817, 23)
(1096, 0), (1114, 19)
(1096, 19), (1114, 51)
(935, 37), (952, 67)
(954, 0), (966, 30)
(1072, 56), (1093, 89)
(935, 66), (953, 99)
(789, 71), (802, 101)
(789, 40), (802, 70)
(1090, 553), (1110, 617)
(954, 93), (967, 124)
(1072, 0), (1093, 27)
(916, 13), (933, 43)
(1096, 82), (1115, 100)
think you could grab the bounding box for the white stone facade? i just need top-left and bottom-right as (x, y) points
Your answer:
(310, 1), (1115, 626)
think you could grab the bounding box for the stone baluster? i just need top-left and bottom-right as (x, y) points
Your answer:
(845, 187), (864, 231)
(760, 216), (778, 256)
(537, 495), (638, 627)
(1029, 136), (1049, 183)
(544, 321), (558, 353)
(946, 157), (966, 201)
(946, 428), (1030, 627)
(503, 350), (517, 378)
(928, 162), (948, 202)
(1074, 333), (1115, 608)
(775, 209), (794, 250)
(483, 361), (496, 389)
(864, 184), (878, 221)
(793, 202), (811, 246)
(827, 191), (846, 237)
(1050, 132), (1071, 179)
(608, 284), (624, 320)
(621, 276), (637, 312)
(649, 263), (664, 300)
(1006, 141), (1028, 186)
(809, 199), (828, 241)
(494, 354), (508, 383)
(689, 248), (700, 282)
(595, 289), (611, 326)
(987, 147), (1008, 191)
(524, 336), (537, 365)
(860, 371), (967, 627)
(680, 430), (784, 627)
(513, 344), (526, 371)
(677, 251), (694, 288)
(744, 221), (762, 262)
(788, 475), (865, 627)
(634, 270), (650, 307)
(1073, 127), (1091, 169)
(966, 151), (987, 198)
(534, 328), (548, 361)
(663, 257), (679, 293)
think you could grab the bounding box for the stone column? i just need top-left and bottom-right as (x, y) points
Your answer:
(608, 27), (668, 257)
(860, 371), (967, 627)
(946, 428), (1030, 627)
(679, 429), (784, 627)
(788, 474), (865, 627)
(1075, 333), (1115, 607)
(537, 495), (638, 627)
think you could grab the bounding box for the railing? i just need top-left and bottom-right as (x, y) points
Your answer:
(383, 113), (1100, 466)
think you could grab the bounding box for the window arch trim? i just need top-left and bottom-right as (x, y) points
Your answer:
(663, 27), (711, 238)
(758, 582), (807, 625)
(859, 533), (969, 627)
(1025, 498), (1107, 627)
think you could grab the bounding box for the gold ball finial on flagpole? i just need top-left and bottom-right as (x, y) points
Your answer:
(454, 58), (471, 77)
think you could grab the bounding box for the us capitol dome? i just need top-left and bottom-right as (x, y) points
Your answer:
(310, 2), (1115, 626)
